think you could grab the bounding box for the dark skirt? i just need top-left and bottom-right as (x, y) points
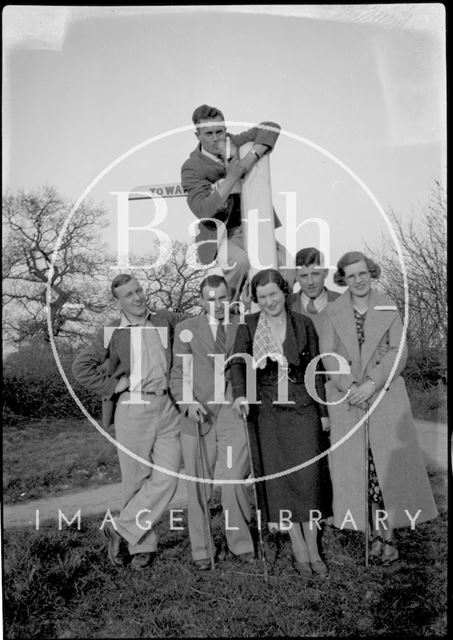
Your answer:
(249, 376), (333, 524)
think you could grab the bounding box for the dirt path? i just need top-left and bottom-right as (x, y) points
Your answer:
(414, 419), (449, 472)
(3, 478), (190, 530)
(3, 420), (448, 529)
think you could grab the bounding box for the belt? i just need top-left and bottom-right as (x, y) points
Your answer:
(140, 389), (168, 396)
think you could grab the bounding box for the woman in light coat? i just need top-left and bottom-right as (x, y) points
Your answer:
(320, 251), (438, 565)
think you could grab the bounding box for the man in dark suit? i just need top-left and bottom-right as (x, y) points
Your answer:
(169, 274), (255, 569)
(72, 274), (186, 570)
(181, 104), (290, 300)
(287, 247), (340, 335)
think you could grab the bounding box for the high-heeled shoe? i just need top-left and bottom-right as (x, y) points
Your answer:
(381, 539), (399, 566)
(370, 535), (384, 559)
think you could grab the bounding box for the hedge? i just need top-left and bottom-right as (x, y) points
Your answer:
(3, 343), (101, 422)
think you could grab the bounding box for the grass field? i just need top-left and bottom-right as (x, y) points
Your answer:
(2, 384), (447, 637)
(3, 418), (120, 504)
(4, 497), (447, 638)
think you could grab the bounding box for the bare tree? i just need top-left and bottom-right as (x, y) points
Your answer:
(368, 182), (446, 383)
(2, 186), (110, 344)
(135, 240), (204, 314)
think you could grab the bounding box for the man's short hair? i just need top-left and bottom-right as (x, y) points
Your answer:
(295, 247), (324, 268)
(199, 274), (228, 297)
(111, 273), (134, 298)
(192, 104), (225, 127)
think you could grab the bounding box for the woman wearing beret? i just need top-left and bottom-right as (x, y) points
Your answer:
(320, 251), (438, 564)
(230, 268), (332, 577)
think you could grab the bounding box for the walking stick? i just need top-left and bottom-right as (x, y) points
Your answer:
(364, 402), (370, 568)
(196, 419), (216, 571)
(241, 406), (269, 582)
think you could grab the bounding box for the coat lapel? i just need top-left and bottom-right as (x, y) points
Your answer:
(327, 291), (361, 369)
(148, 311), (173, 370)
(196, 314), (241, 356)
(282, 310), (302, 366)
(225, 316), (239, 356)
(360, 290), (399, 375)
(198, 314), (216, 353)
(287, 292), (302, 315)
(326, 289), (340, 303)
(192, 147), (225, 181)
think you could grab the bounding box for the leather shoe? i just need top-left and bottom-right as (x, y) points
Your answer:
(193, 558), (213, 571)
(294, 560), (313, 577)
(310, 560), (328, 576)
(130, 552), (155, 570)
(382, 540), (399, 566)
(370, 535), (384, 559)
(216, 545), (228, 562)
(235, 551), (255, 564)
(102, 522), (124, 566)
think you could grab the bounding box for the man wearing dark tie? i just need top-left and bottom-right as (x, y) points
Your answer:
(169, 275), (255, 569)
(287, 247), (340, 335)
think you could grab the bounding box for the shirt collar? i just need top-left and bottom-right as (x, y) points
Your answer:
(200, 146), (224, 164)
(205, 312), (220, 326)
(301, 288), (328, 312)
(119, 308), (155, 327)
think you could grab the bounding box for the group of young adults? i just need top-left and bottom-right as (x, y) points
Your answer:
(72, 104), (438, 575)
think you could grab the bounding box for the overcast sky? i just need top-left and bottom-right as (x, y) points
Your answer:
(3, 5), (446, 281)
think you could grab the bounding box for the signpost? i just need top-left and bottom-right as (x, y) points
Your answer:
(128, 183), (187, 200)
(240, 142), (278, 274)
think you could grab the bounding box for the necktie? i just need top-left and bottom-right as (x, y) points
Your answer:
(215, 321), (227, 353)
(307, 298), (318, 314)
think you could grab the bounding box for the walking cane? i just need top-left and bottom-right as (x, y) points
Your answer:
(364, 402), (370, 568)
(241, 406), (269, 582)
(196, 419), (216, 571)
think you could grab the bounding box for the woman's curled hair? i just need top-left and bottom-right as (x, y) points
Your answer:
(250, 268), (290, 303)
(333, 251), (381, 287)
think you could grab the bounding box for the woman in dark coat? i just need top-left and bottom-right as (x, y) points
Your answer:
(230, 269), (332, 576)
